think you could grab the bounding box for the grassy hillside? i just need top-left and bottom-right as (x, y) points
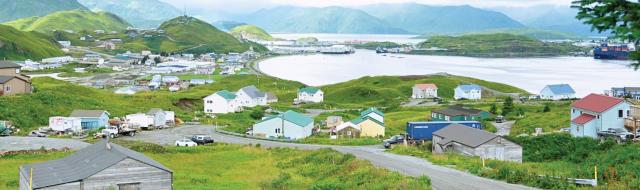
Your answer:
(0, 143), (431, 190)
(4, 10), (131, 33)
(416, 33), (587, 57)
(353, 41), (401, 50)
(0, 25), (64, 60)
(0, 0), (88, 22)
(78, 0), (181, 28)
(465, 28), (581, 40)
(230, 25), (273, 41)
(212, 20), (247, 31)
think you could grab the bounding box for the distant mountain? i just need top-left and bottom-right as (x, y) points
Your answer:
(0, 0), (88, 22)
(0, 25), (64, 60)
(361, 3), (524, 35)
(230, 25), (273, 41)
(462, 28), (581, 40)
(213, 21), (247, 32)
(239, 6), (408, 34)
(78, 0), (181, 28)
(490, 5), (608, 37)
(4, 10), (131, 33)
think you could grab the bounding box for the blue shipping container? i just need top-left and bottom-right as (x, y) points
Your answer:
(406, 121), (483, 141)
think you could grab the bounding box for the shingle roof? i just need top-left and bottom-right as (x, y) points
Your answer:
(572, 114), (596, 125)
(0, 61), (21, 69)
(414, 83), (438, 90)
(457, 84), (482, 91)
(299, 87), (320, 94)
(261, 110), (313, 127)
(433, 124), (499, 148)
(433, 106), (486, 117)
(215, 90), (237, 100)
(20, 140), (172, 189)
(545, 84), (576, 95)
(240, 85), (266, 98)
(69, 110), (109, 118)
(0, 76), (14, 83)
(572, 94), (625, 113)
(361, 107), (384, 117)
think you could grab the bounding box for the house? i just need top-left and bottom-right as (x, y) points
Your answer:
(252, 110), (314, 139)
(412, 83), (438, 99)
(326, 116), (343, 128)
(432, 124), (522, 162)
(49, 117), (82, 132)
(454, 85), (482, 100)
(570, 94), (631, 138)
(204, 90), (241, 114)
(189, 79), (214, 85)
(235, 85), (268, 107)
(350, 108), (385, 137)
(335, 122), (360, 138)
(57, 41), (71, 48)
(609, 87), (640, 100)
(266, 92), (278, 103)
(19, 140), (172, 190)
(540, 84), (576, 100)
(297, 87), (324, 103)
(69, 110), (110, 130)
(0, 61), (32, 96)
(431, 106), (490, 121)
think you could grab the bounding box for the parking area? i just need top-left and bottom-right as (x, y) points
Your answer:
(123, 125), (217, 145)
(0, 137), (90, 151)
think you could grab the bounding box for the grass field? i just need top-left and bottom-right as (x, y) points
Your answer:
(0, 142), (431, 190)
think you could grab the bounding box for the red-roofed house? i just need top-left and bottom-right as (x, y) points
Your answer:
(412, 83), (438, 99)
(570, 94), (631, 138)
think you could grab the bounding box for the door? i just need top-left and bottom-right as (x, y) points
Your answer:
(118, 182), (141, 190)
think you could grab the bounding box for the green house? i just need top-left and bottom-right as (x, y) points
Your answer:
(431, 106), (490, 121)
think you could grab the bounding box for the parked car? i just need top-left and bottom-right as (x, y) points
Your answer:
(29, 131), (48, 137)
(175, 139), (198, 147)
(383, 135), (405, 149)
(560, 128), (571, 133)
(495, 115), (505, 123)
(597, 128), (633, 141)
(191, 135), (214, 145)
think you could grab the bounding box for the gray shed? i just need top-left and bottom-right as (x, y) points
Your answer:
(20, 140), (172, 190)
(432, 124), (522, 162)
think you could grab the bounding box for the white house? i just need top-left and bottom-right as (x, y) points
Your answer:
(252, 110), (314, 140)
(204, 90), (241, 114)
(540, 84), (576, 100)
(297, 87), (324, 103)
(235, 85), (267, 107)
(570, 94), (630, 138)
(49, 117), (82, 132)
(454, 85), (482, 100)
(412, 83), (438, 99)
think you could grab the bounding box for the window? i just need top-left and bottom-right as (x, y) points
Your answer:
(4, 85), (10, 92)
(15, 69), (20, 74)
(207, 100), (213, 104)
(619, 110), (624, 118)
(275, 128), (280, 134)
(572, 109), (575, 113)
(118, 182), (141, 190)
(628, 110), (631, 117)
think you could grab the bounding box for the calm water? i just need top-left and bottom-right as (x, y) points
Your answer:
(258, 50), (639, 96)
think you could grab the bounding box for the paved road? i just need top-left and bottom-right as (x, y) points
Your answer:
(0, 137), (90, 151)
(123, 125), (536, 190)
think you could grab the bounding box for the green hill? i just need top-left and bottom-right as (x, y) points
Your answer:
(119, 16), (265, 54)
(230, 25), (273, 41)
(0, 25), (64, 60)
(4, 10), (131, 33)
(78, 0), (181, 28)
(0, 0), (88, 22)
(416, 33), (587, 57)
(212, 21), (247, 31)
(415, 28), (582, 40)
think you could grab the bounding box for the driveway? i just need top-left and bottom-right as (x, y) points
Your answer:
(0, 137), (90, 151)
(123, 125), (536, 190)
(493, 121), (516, 136)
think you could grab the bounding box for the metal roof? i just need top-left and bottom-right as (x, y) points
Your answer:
(414, 83), (438, 90)
(260, 110), (313, 127)
(20, 140), (172, 189)
(361, 107), (384, 117)
(545, 84), (576, 95)
(215, 90), (237, 100)
(572, 94), (625, 113)
(433, 124), (499, 148)
(0, 76), (14, 83)
(239, 85), (266, 98)
(0, 61), (21, 69)
(69, 110), (109, 118)
(299, 87), (321, 94)
(456, 84), (481, 91)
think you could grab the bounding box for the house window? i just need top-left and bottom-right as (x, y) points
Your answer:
(572, 109), (575, 113)
(207, 100), (213, 104)
(628, 110), (631, 117)
(15, 69), (20, 74)
(118, 182), (141, 190)
(4, 85), (10, 92)
(619, 110), (623, 118)
(275, 128), (281, 134)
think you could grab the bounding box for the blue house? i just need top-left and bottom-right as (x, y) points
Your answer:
(540, 84), (576, 100)
(70, 110), (110, 130)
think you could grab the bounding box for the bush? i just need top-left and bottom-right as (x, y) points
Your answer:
(250, 108), (265, 120)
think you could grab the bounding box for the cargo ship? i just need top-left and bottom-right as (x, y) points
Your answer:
(593, 43), (634, 60)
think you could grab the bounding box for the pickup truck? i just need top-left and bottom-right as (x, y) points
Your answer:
(102, 126), (137, 138)
(597, 128), (633, 142)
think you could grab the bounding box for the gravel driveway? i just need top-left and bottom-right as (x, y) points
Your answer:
(0, 137), (90, 151)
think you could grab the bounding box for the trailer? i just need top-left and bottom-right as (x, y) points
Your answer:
(49, 117), (82, 132)
(406, 121), (483, 141)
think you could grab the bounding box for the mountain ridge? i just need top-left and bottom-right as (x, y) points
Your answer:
(0, 0), (88, 23)
(4, 10), (131, 33)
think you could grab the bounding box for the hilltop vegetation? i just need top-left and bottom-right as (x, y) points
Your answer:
(230, 25), (273, 41)
(416, 33), (587, 57)
(0, 25), (64, 60)
(0, 143), (431, 190)
(212, 21), (247, 31)
(117, 16), (266, 54)
(353, 41), (401, 50)
(78, 0), (181, 28)
(4, 10), (131, 33)
(0, 0), (88, 22)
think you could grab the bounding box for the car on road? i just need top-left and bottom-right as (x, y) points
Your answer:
(191, 135), (214, 145)
(383, 135), (405, 149)
(175, 139), (198, 147)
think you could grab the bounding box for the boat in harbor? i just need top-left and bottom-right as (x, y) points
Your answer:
(593, 43), (635, 60)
